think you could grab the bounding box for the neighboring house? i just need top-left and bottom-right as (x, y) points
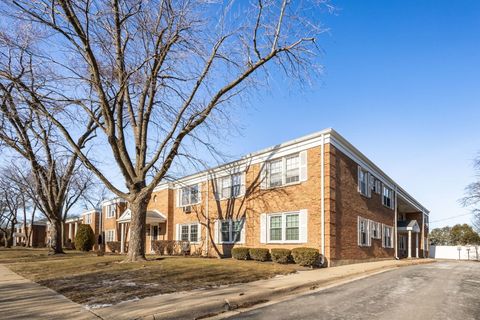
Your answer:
(110, 128), (429, 266)
(13, 221), (47, 247)
(82, 209), (101, 250)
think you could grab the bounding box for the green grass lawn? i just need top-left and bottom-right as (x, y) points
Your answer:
(0, 247), (299, 306)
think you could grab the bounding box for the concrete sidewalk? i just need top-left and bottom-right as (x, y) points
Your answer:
(0, 264), (98, 320)
(93, 259), (435, 320)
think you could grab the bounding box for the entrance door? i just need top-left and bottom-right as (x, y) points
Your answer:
(152, 225), (159, 241)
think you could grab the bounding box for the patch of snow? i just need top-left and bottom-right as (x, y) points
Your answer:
(84, 303), (113, 310)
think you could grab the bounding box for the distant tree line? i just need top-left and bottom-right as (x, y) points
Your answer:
(429, 224), (480, 246)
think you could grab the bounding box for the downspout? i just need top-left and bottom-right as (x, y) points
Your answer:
(394, 186), (398, 259)
(421, 209), (425, 258)
(320, 134), (325, 259)
(205, 171), (209, 257)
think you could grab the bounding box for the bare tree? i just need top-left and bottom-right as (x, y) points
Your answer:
(1, 0), (330, 261)
(462, 156), (480, 232)
(0, 170), (21, 247)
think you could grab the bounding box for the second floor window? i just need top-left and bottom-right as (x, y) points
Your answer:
(180, 184), (199, 206)
(358, 167), (369, 197)
(85, 214), (91, 224)
(217, 173), (243, 199)
(106, 205), (116, 218)
(383, 186), (393, 209)
(268, 153), (301, 188)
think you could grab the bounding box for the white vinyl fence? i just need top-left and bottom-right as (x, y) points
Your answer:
(429, 245), (480, 260)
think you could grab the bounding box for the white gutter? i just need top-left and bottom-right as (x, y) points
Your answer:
(321, 133), (325, 258)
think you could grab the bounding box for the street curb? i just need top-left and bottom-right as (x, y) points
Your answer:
(141, 259), (436, 320)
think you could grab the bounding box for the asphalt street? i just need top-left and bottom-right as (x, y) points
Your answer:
(229, 261), (480, 320)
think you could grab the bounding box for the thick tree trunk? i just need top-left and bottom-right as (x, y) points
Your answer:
(49, 218), (64, 254)
(124, 192), (151, 262)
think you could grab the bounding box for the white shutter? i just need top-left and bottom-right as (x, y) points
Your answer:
(240, 173), (246, 196)
(260, 213), (267, 244)
(214, 179), (220, 201)
(197, 183), (202, 202)
(176, 189), (181, 207)
(214, 220), (219, 244)
(175, 224), (180, 241)
(357, 216), (361, 246)
(240, 218), (246, 243)
(367, 219), (371, 246)
(197, 223), (202, 243)
(357, 166), (362, 193)
(299, 151), (308, 182)
(260, 163), (268, 189)
(299, 209), (308, 243)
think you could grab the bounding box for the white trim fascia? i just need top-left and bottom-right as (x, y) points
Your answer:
(101, 197), (127, 207)
(81, 209), (100, 216)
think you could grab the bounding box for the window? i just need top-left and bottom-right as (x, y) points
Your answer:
(85, 214), (91, 224)
(106, 205), (116, 218)
(269, 213), (300, 242)
(370, 221), (381, 239)
(217, 173), (244, 199)
(267, 153), (302, 188)
(269, 159), (283, 187)
(105, 229), (115, 242)
(285, 155), (300, 184)
(218, 219), (244, 243)
(383, 186), (394, 209)
(179, 223), (199, 242)
(358, 167), (369, 197)
(383, 225), (393, 248)
(358, 216), (371, 246)
(180, 184), (199, 206)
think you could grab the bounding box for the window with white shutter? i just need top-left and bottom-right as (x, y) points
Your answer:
(358, 216), (371, 246)
(265, 210), (307, 244)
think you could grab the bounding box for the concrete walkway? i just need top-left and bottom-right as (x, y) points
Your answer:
(0, 265), (98, 320)
(94, 259), (435, 320)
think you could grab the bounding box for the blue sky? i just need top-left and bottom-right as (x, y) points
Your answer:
(222, 0), (480, 228)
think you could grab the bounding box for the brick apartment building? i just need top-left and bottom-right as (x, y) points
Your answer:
(14, 128), (429, 266)
(111, 128), (429, 266)
(13, 221), (47, 247)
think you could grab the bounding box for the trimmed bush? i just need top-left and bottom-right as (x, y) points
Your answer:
(271, 248), (292, 264)
(232, 247), (250, 260)
(106, 241), (121, 253)
(291, 247), (320, 267)
(249, 248), (270, 262)
(74, 224), (95, 252)
(152, 240), (166, 255)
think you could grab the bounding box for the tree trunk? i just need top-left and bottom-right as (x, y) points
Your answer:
(49, 218), (64, 254)
(124, 192), (151, 262)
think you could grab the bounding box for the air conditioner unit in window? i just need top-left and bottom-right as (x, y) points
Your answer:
(183, 206), (192, 213)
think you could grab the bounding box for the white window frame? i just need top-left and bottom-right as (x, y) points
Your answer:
(358, 216), (371, 247)
(85, 213), (91, 224)
(382, 224), (393, 248)
(267, 153), (301, 188)
(216, 173), (244, 200)
(179, 184), (200, 207)
(266, 212), (302, 244)
(382, 185), (394, 209)
(218, 218), (245, 244)
(370, 220), (381, 239)
(105, 229), (115, 242)
(358, 167), (369, 197)
(373, 178), (382, 194)
(179, 223), (200, 243)
(106, 205), (116, 218)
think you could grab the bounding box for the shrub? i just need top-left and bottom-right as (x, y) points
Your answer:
(152, 240), (166, 255)
(74, 224), (95, 252)
(249, 248), (270, 262)
(232, 247), (250, 260)
(291, 247), (320, 267)
(270, 249), (292, 264)
(107, 241), (121, 253)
